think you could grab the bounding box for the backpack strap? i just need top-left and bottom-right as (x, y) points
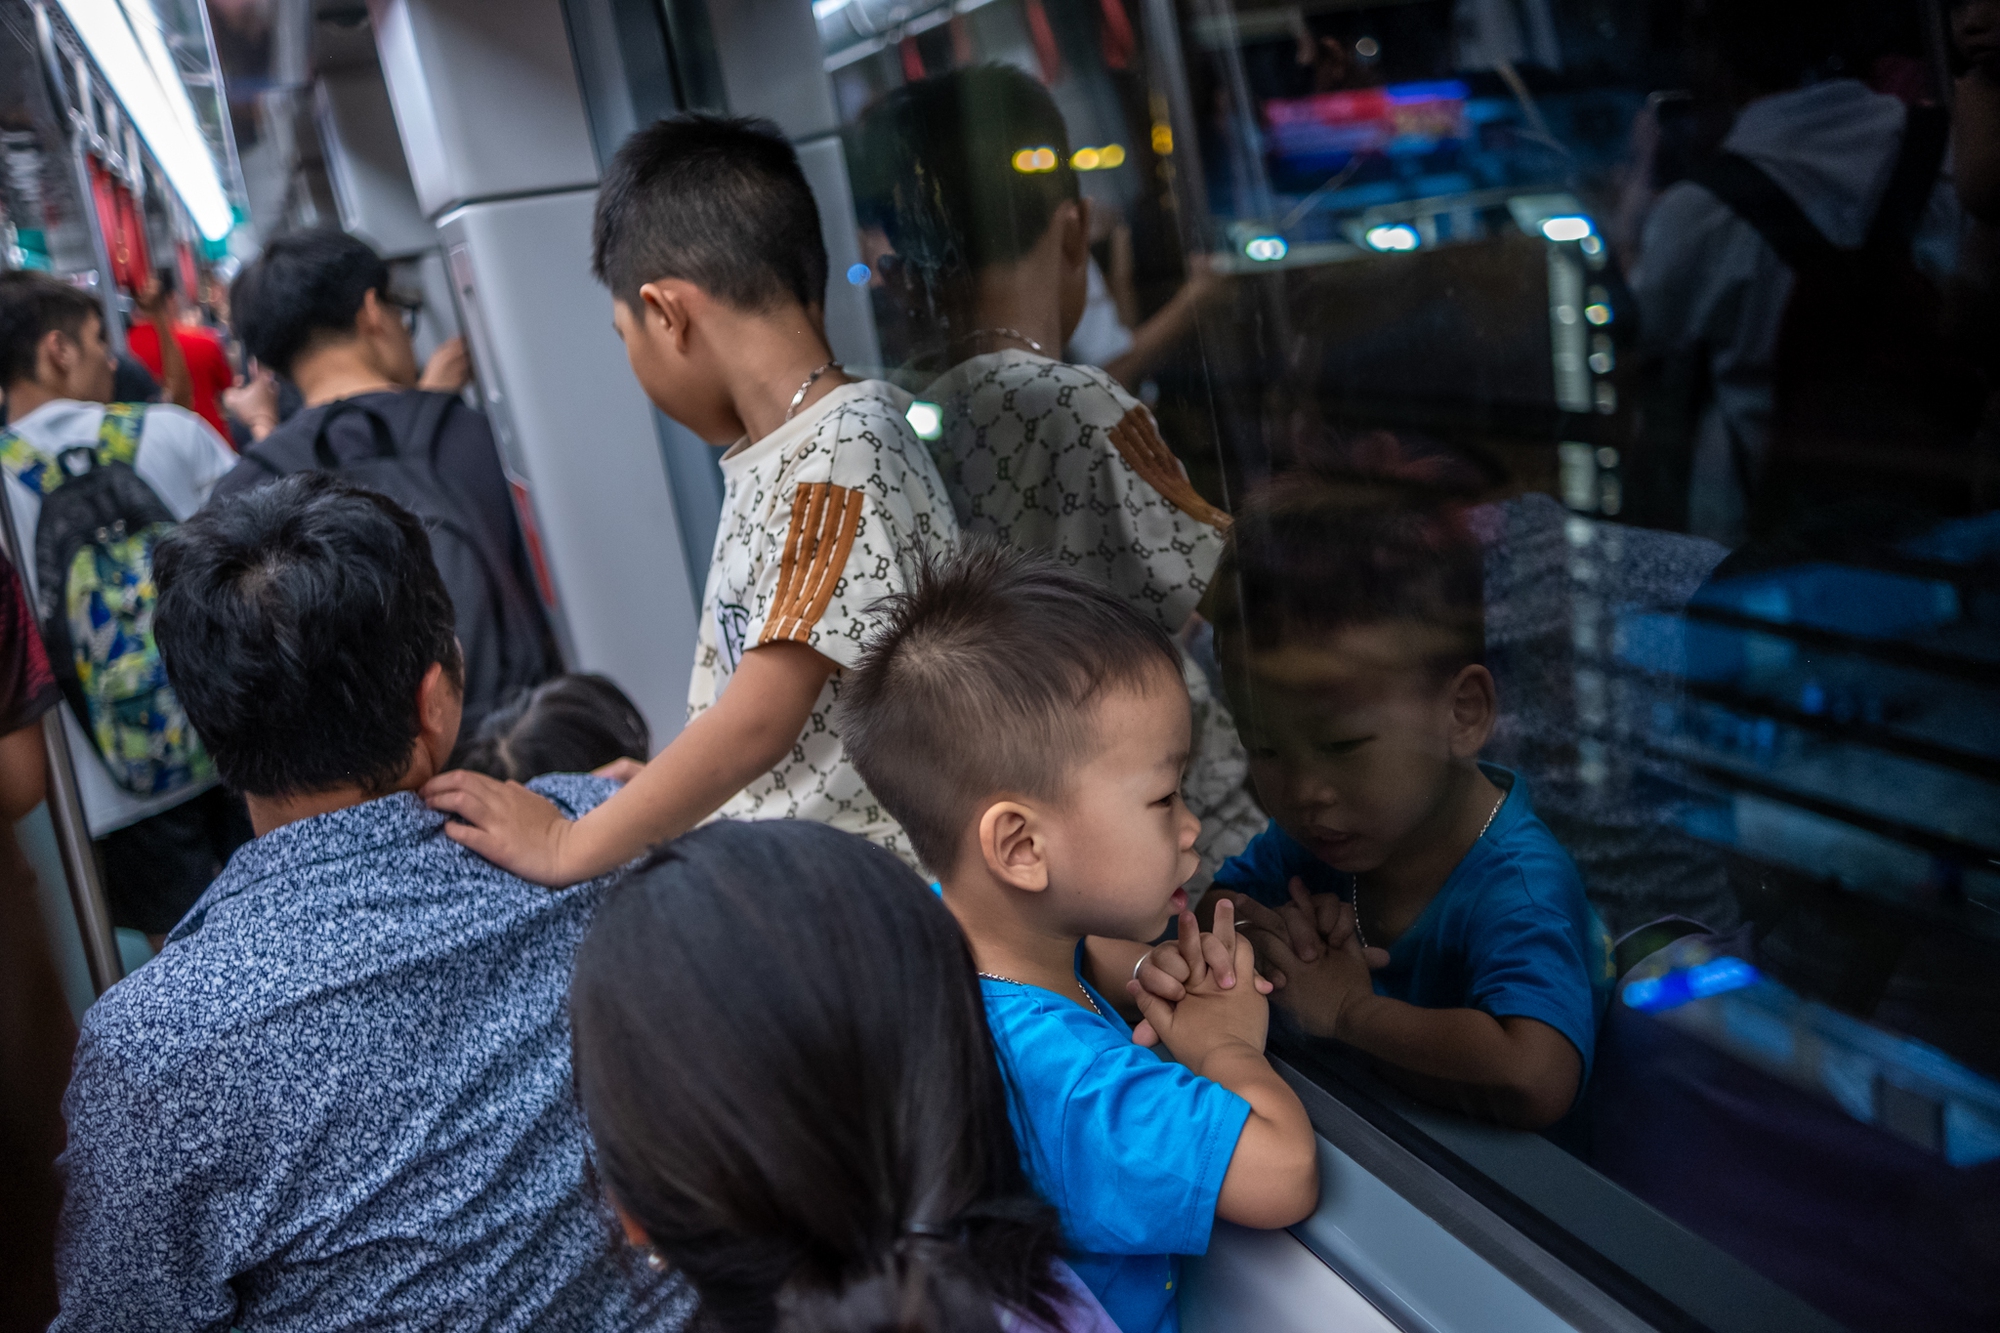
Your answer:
(308, 399), (401, 470)
(94, 402), (146, 467)
(407, 391), (456, 469)
(1689, 151), (1839, 276)
(1865, 103), (1950, 255)
(0, 427), (61, 497)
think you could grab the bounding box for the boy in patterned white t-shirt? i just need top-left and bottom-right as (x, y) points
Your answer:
(424, 114), (954, 882)
(858, 65), (1264, 885)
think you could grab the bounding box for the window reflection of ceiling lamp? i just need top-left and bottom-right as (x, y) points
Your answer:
(54, 0), (233, 240)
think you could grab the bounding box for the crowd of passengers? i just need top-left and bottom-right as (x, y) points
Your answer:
(3, 66), (1634, 1333)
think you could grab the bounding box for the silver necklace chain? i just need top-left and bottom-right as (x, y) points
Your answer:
(1353, 789), (1506, 953)
(978, 971), (1106, 1019)
(955, 327), (1046, 355)
(783, 359), (840, 422)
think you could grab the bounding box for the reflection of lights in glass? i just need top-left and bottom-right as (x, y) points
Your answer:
(1364, 223), (1421, 252)
(1540, 215), (1594, 242)
(1243, 236), (1288, 262)
(845, 262), (871, 286)
(1584, 302), (1613, 325)
(1354, 36), (1381, 59)
(811, 0), (850, 16)
(1624, 957), (1760, 1013)
(1011, 146), (1059, 173)
(1596, 447), (1619, 469)
(1151, 123), (1174, 155)
(1068, 145), (1126, 171)
(906, 400), (944, 441)
(1588, 351), (1614, 374)
(1580, 234), (1604, 256)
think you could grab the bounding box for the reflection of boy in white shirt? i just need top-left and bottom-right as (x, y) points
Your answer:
(861, 65), (1263, 882)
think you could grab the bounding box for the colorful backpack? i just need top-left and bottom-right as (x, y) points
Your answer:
(0, 404), (212, 795)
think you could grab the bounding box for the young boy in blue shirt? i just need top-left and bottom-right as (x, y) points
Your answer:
(840, 541), (1319, 1333)
(1140, 474), (1612, 1130)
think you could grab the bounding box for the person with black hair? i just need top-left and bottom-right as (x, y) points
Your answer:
(214, 228), (554, 733)
(455, 672), (650, 783)
(422, 114), (957, 884)
(1, 269), (246, 941)
(51, 475), (688, 1333)
(1135, 461), (1611, 1131)
(840, 540), (1318, 1333)
(573, 818), (1119, 1333)
(853, 66), (1262, 891)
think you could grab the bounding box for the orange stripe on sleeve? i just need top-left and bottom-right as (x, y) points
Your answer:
(761, 482), (867, 644)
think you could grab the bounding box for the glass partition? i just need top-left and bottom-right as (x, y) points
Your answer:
(824, 1), (1999, 1327)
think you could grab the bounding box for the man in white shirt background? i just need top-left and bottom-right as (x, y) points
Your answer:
(0, 270), (242, 946)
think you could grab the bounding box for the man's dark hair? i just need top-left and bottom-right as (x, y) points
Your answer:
(229, 228), (389, 378)
(455, 673), (650, 782)
(853, 64), (1079, 286)
(574, 819), (1067, 1332)
(839, 540), (1181, 873)
(153, 474), (463, 798)
(591, 113), (828, 313)
(1701, 0), (1886, 92)
(1213, 439), (1486, 682)
(0, 270), (101, 389)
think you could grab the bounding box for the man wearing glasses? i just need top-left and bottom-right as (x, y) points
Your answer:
(213, 228), (555, 735)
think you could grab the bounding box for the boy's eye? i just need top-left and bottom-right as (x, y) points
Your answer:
(1154, 789), (1180, 807)
(1316, 737), (1370, 757)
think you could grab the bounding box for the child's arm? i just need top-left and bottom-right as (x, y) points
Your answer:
(422, 641), (834, 885)
(1244, 885), (1581, 1129)
(1127, 901), (1318, 1229)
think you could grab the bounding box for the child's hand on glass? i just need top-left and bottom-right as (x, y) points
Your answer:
(422, 769), (579, 888)
(1239, 879), (1387, 1041)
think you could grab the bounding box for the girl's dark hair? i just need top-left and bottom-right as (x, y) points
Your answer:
(571, 820), (1067, 1333)
(453, 673), (649, 781)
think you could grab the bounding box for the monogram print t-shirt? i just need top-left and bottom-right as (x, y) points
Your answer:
(923, 350), (1260, 883)
(688, 379), (957, 870)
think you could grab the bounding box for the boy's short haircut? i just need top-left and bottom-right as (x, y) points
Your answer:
(153, 473), (463, 799)
(853, 64), (1079, 285)
(591, 113), (828, 314)
(1214, 435), (1486, 678)
(840, 540), (1182, 873)
(0, 270), (101, 388)
(229, 228), (391, 379)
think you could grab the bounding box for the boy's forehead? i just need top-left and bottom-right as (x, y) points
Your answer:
(1234, 623), (1455, 695)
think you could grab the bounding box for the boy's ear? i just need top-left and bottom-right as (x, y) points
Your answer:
(1445, 664), (1498, 758)
(1057, 197), (1090, 269)
(637, 279), (696, 351)
(978, 799), (1050, 894)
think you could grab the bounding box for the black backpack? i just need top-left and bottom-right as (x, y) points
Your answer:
(242, 393), (554, 728)
(1689, 105), (1988, 533)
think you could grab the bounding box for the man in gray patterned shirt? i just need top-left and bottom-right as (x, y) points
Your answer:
(52, 474), (690, 1332)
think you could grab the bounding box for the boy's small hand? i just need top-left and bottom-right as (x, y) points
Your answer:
(1133, 898), (1274, 1044)
(422, 769), (577, 888)
(591, 757), (645, 784)
(1128, 929), (1271, 1073)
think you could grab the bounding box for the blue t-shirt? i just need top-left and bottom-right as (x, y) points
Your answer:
(1211, 764), (1613, 1084)
(980, 941), (1252, 1333)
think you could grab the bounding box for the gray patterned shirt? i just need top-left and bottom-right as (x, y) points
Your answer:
(54, 775), (692, 1333)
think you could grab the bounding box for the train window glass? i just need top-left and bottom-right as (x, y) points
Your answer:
(830, 0), (2000, 1327)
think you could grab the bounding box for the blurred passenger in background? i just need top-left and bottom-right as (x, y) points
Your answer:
(0, 547), (72, 1333)
(125, 266), (235, 443)
(455, 672), (650, 783)
(54, 474), (688, 1332)
(1628, 0), (1977, 544)
(218, 228), (555, 735)
(573, 818), (1120, 1333)
(856, 65), (1264, 889)
(0, 270), (246, 945)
